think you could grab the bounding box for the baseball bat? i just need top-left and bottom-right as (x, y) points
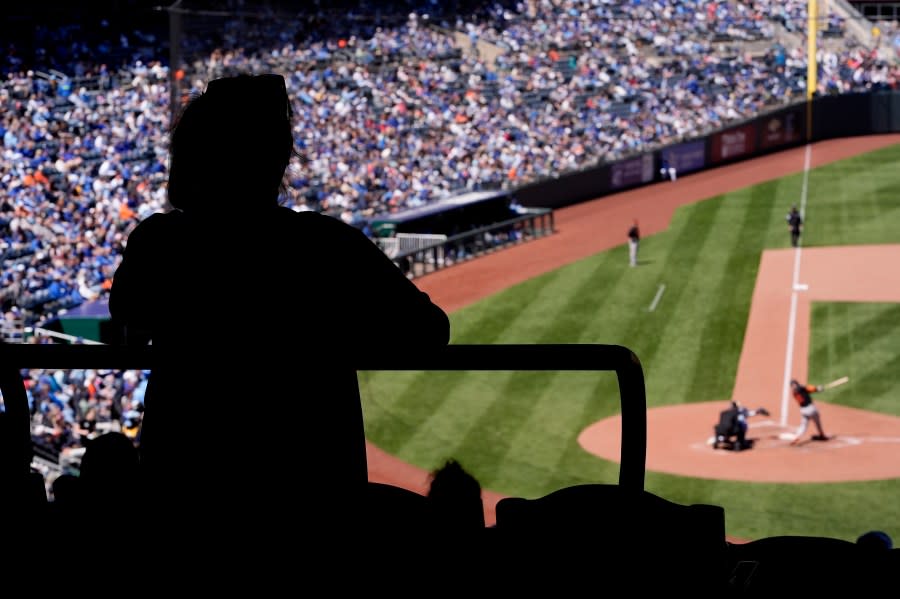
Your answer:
(823, 376), (849, 390)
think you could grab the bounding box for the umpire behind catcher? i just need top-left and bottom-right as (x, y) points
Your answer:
(712, 401), (770, 451)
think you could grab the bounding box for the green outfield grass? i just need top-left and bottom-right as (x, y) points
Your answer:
(360, 142), (900, 542)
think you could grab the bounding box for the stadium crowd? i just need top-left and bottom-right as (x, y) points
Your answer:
(2, 1), (900, 474)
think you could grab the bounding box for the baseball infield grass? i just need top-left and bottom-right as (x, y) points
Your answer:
(360, 142), (900, 542)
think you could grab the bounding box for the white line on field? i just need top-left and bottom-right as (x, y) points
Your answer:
(799, 143), (811, 219)
(780, 144), (811, 426)
(648, 283), (666, 312)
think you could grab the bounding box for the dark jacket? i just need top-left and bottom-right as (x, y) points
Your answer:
(110, 207), (450, 530)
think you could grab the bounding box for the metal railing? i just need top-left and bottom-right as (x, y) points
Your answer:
(0, 342), (647, 491)
(391, 208), (555, 278)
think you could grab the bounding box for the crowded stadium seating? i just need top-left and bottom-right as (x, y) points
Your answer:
(2, 1), (898, 332)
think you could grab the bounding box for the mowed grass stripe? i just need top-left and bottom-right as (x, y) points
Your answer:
(477, 254), (634, 488)
(809, 302), (900, 416)
(360, 269), (566, 452)
(809, 153), (900, 246)
(621, 196), (725, 407)
(391, 254), (615, 463)
(426, 251), (629, 487)
(487, 245), (679, 493)
(685, 181), (784, 403)
(855, 352), (900, 415)
(489, 371), (615, 493)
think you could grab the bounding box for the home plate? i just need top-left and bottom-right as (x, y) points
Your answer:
(793, 283), (809, 291)
(778, 433), (798, 441)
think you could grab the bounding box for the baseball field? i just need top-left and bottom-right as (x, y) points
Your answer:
(359, 135), (900, 543)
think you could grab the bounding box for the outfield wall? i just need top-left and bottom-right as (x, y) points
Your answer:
(515, 91), (900, 210)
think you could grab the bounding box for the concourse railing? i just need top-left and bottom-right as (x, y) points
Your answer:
(0, 343), (646, 491)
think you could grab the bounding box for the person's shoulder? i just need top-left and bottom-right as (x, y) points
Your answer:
(140, 210), (185, 227)
(284, 208), (335, 225)
(286, 209), (369, 238)
(126, 210), (183, 240)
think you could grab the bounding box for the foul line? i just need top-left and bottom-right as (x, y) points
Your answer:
(780, 144), (812, 426)
(648, 283), (666, 312)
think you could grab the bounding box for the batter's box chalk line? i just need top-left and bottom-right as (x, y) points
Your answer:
(697, 434), (900, 452)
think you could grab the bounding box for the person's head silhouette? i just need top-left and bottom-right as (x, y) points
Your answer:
(167, 73), (295, 213)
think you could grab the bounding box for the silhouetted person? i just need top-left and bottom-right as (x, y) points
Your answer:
(109, 74), (450, 541)
(786, 204), (803, 247)
(77, 431), (141, 519)
(856, 530), (892, 552)
(0, 351), (46, 516)
(48, 472), (81, 521)
(427, 458), (485, 532)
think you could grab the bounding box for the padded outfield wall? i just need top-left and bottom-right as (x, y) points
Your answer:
(514, 91), (900, 211)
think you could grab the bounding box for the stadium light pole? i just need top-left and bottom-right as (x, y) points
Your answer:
(154, 1), (184, 128)
(169, 0), (184, 128)
(806, 0), (818, 141)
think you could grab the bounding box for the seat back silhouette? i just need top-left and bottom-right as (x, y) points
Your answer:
(494, 484), (727, 593)
(364, 481), (435, 534)
(2, 341), (724, 587)
(726, 535), (895, 594)
(488, 344), (728, 593)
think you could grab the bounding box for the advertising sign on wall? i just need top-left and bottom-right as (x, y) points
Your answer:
(610, 152), (655, 190)
(660, 140), (706, 175)
(711, 124), (756, 163)
(758, 109), (803, 150)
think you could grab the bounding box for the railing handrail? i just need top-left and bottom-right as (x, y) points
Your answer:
(390, 209), (554, 261)
(0, 343), (646, 491)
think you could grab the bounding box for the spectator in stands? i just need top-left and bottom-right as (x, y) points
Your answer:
(427, 458), (485, 532)
(660, 158), (677, 182)
(77, 431), (140, 520)
(856, 530), (893, 551)
(109, 73), (450, 541)
(48, 472), (80, 518)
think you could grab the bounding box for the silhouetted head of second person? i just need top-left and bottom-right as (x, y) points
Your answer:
(167, 73), (295, 213)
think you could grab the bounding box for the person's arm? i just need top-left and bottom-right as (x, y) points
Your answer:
(328, 216), (450, 347)
(109, 214), (165, 345)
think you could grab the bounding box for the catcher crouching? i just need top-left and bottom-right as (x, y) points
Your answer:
(711, 401), (770, 451)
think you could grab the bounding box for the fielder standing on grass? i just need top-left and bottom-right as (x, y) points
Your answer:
(627, 219), (640, 267)
(787, 205), (803, 247)
(789, 379), (830, 445)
